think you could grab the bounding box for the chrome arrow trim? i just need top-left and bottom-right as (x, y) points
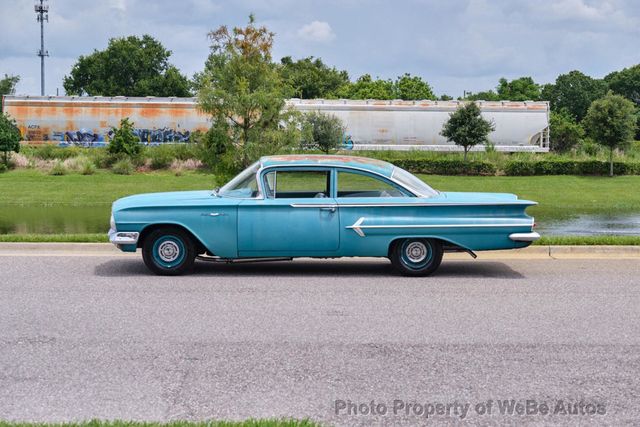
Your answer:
(346, 217), (534, 237)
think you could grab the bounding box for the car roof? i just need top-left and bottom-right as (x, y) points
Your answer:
(259, 155), (395, 178)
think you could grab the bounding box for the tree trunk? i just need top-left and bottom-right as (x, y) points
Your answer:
(609, 147), (614, 177)
(463, 147), (468, 162)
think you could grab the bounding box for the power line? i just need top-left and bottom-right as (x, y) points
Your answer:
(35, 0), (49, 96)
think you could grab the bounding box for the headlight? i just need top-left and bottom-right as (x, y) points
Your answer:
(110, 213), (116, 231)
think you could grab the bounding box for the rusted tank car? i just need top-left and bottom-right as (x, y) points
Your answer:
(1, 95), (549, 151)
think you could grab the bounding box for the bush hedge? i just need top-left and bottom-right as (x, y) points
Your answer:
(390, 158), (497, 176)
(504, 159), (640, 176)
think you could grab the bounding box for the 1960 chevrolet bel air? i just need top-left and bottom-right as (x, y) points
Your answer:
(109, 155), (539, 276)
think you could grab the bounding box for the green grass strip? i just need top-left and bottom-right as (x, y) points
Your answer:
(0, 233), (108, 243)
(535, 235), (640, 246)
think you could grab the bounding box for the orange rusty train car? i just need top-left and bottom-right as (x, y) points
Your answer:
(2, 95), (211, 145)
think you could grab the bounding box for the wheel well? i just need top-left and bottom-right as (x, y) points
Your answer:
(138, 224), (207, 254)
(387, 237), (465, 257)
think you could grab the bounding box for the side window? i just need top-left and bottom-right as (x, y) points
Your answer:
(264, 170), (331, 199)
(337, 171), (406, 198)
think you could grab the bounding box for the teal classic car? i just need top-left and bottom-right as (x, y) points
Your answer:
(109, 155), (539, 276)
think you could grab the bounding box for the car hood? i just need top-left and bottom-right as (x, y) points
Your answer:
(112, 190), (215, 211)
(439, 191), (536, 205)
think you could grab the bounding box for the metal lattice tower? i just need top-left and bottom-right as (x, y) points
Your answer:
(35, 0), (49, 96)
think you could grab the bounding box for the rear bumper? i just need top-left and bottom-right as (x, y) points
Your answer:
(108, 228), (140, 245)
(509, 232), (541, 242)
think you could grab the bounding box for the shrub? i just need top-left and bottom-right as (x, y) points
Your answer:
(31, 144), (82, 160)
(80, 160), (97, 175)
(504, 159), (640, 176)
(0, 163), (6, 173)
(146, 145), (174, 170)
(302, 111), (346, 153)
(392, 158), (497, 176)
(111, 158), (135, 175)
(108, 118), (141, 157)
(549, 111), (584, 153)
(49, 160), (68, 176)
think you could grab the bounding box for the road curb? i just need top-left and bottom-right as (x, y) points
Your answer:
(0, 242), (638, 258)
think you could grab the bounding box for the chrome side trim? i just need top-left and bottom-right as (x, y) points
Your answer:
(108, 229), (140, 245)
(346, 216), (534, 237)
(290, 203), (338, 209)
(509, 232), (541, 242)
(336, 201), (537, 207)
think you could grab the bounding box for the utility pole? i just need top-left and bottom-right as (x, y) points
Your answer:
(34, 0), (49, 96)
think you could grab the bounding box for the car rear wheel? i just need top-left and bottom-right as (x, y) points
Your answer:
(142, 227), (196, 276)
(390, 238), (443, 277)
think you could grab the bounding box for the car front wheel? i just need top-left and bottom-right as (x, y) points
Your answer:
(390, 238), (443, 277)
(142, 227), (196, 276)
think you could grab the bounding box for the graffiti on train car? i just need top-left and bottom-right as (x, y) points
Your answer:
(22, 125), (192, 146)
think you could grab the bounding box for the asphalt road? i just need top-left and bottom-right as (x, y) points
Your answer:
(0, 254), (639, 425)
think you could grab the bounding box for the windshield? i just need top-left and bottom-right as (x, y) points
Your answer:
(218, 161), (261, 198)
(391, 166), (439, 198)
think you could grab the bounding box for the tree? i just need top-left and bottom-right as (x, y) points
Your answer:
(197, 15), (296, 171)
(583, 92), (636, 177)
(605, 64), (640, 106)
(496, 76), (540, 101)
(63, 35), (191, 97)
(440, 102), (495, 161)
(108, 118), (141, 157)
(279, 56), (349, 99)
(0, 112), (21, 167)
(549, 111), (584, 153)
(0, 74), (20, 96)
(439, 94), (453, 101)
(542, 71), (608, 121)
(302, 111), (346, 153)
(394, 73), (435, 100)
(465, 90), (500, 101)
(336, 74), (395, 100)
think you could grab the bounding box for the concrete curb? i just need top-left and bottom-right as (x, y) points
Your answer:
(0, 242), (638, 259)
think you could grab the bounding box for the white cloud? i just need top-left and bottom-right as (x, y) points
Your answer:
(296, 21), (335, 43)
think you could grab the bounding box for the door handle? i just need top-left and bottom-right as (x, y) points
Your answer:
(202, 212), (225, 217)
(319, 206), (336, 213)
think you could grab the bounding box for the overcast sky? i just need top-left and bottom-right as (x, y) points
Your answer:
(1, 0), (639, 98)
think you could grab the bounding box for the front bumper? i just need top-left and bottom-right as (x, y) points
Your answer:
(108, 228), (140, 245)
(509, 232), (541, 242)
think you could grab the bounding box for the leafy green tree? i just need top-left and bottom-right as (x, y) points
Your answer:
(279, 56), (349, 99)
(336, 74), (395, 100)
(63, 35), (191, 97)
(583, 92), (637, 176)
(549, 111), (584, 153)
(605, 64), (640, 106)
(394, 73), (435, 100)
(542, 71), (608, 121)
(496, 76), (540, 101)
(0, 112), (21, 167)
(0, 74), (20, 96)
(197, 15), (296, 171)
(439, 94), (453, 101)
(440, 102), (495, 161)
(302, 111), (346, 153)
(108, 117), (141, 157)
(465, 90), (500, 101)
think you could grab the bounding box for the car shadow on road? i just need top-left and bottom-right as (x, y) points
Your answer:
(94, 258), (524, 279)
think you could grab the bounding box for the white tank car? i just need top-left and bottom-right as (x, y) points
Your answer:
(288, 99), (550, 152)
(2, 96), (549, 152)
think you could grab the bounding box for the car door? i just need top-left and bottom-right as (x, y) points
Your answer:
(237, 167), (340, 256)
(335, 169), (414, 256)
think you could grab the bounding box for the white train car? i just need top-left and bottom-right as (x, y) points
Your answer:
(2, 96), (549, 152)
(289, 99), (550, 152)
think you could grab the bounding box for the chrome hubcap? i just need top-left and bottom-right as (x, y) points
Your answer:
(158, 241), (180, 262)
(405, 241), (427, 263)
